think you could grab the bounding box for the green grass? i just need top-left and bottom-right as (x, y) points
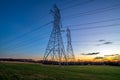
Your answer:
(0, 62), (120, 80)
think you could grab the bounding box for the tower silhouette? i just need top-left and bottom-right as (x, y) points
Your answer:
(43, 5), (67, 65)
(66, 27), (75, 62)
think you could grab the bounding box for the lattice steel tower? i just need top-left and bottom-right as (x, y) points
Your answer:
(43, 5), (67, 65)
(66, 27), (75, 62)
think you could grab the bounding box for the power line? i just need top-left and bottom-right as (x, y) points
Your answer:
(2, 29), (51, 48)
(3, 3), (120, 46)
(60, 0), (94, 11)
(3, 21), (52, 45)
(6, 36), (120, 51)
(63, 3), (120, 19)
(5, 35), (49, 51)
(3, 17), (120, 48)
(70, 23), (120, 31)
(5, 29), (120, 51)
(59, 0), (74, 6)
(64, 18), (120, 27)
(7, 23), (120, 50)
(3, 33), (50, 49)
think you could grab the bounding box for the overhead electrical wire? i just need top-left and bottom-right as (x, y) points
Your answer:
(70, 23), (120, 31)
(63, 3), (120, 19)
(7, 0), (92, 46)
(4, 22), (120, 50)
(6, 35), (49, 50)
(64, 18), (120, 27)
(3, 21), (52, 46)
(4, 17), (120, 49)
(3, 32), (50, 49)
(60, 0), (94, 11)
(3, 2), (120, 52)
(3, 3), (119, 45)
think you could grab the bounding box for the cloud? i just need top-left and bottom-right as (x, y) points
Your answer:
(96, 41), (113, 46)
(104, 54), (119, 57)
(98, 39), (105, 42)
(94, 57), (104, 59)
(103, 42), (113, 45)
(82, 52), (100, 55)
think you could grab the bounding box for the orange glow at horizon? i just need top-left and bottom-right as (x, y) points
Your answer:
(14, 53), (120, 62)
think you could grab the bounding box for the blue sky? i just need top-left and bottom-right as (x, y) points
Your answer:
(0, 0), (120, 60)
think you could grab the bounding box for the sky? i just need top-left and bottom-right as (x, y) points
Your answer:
(0, 0), (120, 60)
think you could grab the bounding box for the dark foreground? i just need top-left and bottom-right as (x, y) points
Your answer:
(0, 62), (120, 80)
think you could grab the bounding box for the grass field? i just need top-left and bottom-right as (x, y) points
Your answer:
(0, 62), (120, 80)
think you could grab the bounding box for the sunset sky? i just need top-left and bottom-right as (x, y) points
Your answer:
(0, 0), (120, 60)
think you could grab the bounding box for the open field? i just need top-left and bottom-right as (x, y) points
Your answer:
(0, 62), (120, 80)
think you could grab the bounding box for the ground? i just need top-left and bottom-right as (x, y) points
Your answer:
(0, 62), (120, 80)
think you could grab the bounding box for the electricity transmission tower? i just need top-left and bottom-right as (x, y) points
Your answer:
(43, 5), (67, 65)
(66, 27), (75, 62)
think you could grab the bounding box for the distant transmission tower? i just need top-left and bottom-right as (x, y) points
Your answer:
(66, 27), (75, 62)
(43, 5), (67, 65)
